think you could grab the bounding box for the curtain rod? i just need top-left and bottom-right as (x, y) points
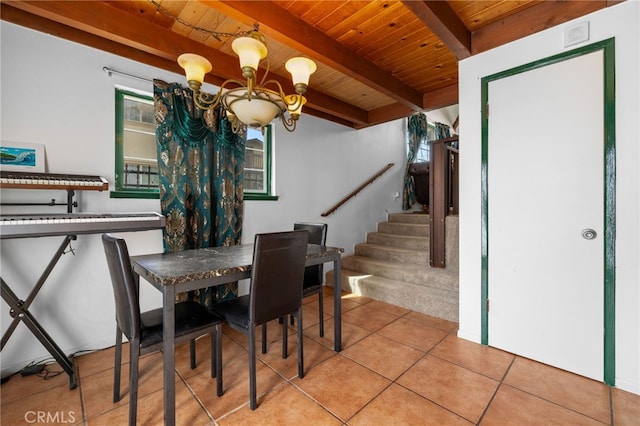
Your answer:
(103, 66), (153, 83)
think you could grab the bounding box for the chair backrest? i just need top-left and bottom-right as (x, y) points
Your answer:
(102, 234), (140, 340)
(249, 230), (309, 325)
(293, 222), (328, 286)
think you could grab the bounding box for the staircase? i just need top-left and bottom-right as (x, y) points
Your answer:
(327, 213), (459, 322)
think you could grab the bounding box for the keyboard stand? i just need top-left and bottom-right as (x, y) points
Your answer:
(1, 235), (77, 389)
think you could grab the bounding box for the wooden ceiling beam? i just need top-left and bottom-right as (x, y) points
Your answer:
(201, 0), (425, 111)
(471, 0), (609, 54)
(364, 103), (414, 129)
(303, 106), (358, 129)
(303, 92), (369, 125)
(2, 1), (367, 126)
(422, 84), (459, 111)
(401, 0), (471, 60)
(361, 83), (459, 129)
(0, 3), (186, 78)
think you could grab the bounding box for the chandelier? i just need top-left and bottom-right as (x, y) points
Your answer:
(178, 30), (316, 134)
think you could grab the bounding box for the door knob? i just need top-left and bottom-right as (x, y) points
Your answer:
(581, 229), (597, 240)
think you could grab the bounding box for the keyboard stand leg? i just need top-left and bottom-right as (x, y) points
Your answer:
(0, 235), (78, 389)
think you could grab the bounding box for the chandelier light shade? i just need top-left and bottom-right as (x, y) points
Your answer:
(177, 30), (316, 133)
(285, 57), (317, 91)
(232, 35), (267, 79)
(177, 53), (212, 90)
(223, 87), (285, 128)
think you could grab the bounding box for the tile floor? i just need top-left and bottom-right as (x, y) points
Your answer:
(2, 289), (639, 425)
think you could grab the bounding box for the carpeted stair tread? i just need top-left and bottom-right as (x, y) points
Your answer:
(341, 255), (457, 291)
(366, 232), (429, 250)
(387, 213), (430, 224)
(327, 268), (458, 322)
(377, 221), (429, 237)
(354, 242), (429, 264)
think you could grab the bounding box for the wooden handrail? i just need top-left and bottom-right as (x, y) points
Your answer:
(321, 163), (394, 217)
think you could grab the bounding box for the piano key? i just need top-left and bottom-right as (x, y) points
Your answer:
(0, 212), (165, 239)
(0, 171), (109, 191)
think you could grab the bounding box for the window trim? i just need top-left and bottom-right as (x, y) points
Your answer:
(111, 88), (159, 199)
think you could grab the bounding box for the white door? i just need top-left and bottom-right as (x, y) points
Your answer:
(487, 51), (604, 380)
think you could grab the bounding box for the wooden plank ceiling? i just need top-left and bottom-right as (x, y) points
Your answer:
(1, 0), (614, 129)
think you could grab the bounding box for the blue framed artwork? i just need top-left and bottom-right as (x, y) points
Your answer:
(0, 142), (45, 172)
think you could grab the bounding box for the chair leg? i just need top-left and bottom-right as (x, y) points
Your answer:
(318, 292), (324, 337)
(210, 333), (216, 379)
(282, 317), (288, 359)
(261, 323), (267, 354)
(113, 327), (122, 403)
(249, 324), (257, 410)
(215, 325), (223, 397)
(296, 309), (304, 379)
(190, 339), (196, 370)
(129, 340), (140, 426)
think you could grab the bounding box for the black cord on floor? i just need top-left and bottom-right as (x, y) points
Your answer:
(1, 347), (106, 385)
(37, 364), (64, 380)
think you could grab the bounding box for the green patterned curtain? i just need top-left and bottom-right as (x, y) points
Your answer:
(403, 113), (430, 210)
(434, 121), (451, 141)
(154, 79), (245, 306)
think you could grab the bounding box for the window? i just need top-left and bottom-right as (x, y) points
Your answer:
(414, 120), (437, 163)
(112, 88), (159, 199)
(244, 125), (277, 200)
(112, 88), (275, 200)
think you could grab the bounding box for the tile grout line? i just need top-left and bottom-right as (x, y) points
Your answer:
(475, 352), (517, 424)
(497, 357), (613, 424)
(74, 360), (88, 425)
(175, 365), (216, 425)
(400, 325), (476, 423)
(341, 319), (470, 424)
(282, 366), (346, 424)
(258, 307), (421, 424)
(381, 326), (474, 424)
(342, 380), (395, 425)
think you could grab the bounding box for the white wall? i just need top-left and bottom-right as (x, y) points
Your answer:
(424, 105), (459, 134)
(0, 21), (407, 376)
(458, 1), (639, 394)
(245, 115), (406, 244)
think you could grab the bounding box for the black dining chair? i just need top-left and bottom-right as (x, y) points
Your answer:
(211, 230), (308, 410)
(101, 234), (223, 425)
(293, 222), (328, 336)
(264, 223), (328, 352)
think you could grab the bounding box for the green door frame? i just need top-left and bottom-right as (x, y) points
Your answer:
(480, 38), (616, 385)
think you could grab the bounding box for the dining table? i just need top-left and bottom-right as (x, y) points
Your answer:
(130, 243), (344, 426)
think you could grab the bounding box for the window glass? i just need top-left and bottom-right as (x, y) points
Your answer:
(112, 89), (159, 198)
(415, 121), (437, 163)
(244, 125), (276, 200)
(244, 129), (265, 192)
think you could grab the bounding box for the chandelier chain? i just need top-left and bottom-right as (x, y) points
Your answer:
(148, 0), (257, 41)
